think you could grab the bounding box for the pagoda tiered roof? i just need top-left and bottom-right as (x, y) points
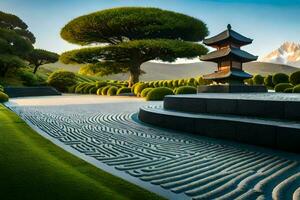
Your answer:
(203, 24), (253, 46)
(200, 47), (258, 63)
(203, 68), (253, 80)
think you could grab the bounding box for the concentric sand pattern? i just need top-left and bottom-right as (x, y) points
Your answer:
(8, 97), (300, 200)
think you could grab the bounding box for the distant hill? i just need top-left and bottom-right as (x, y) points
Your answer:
(42, 61), (299, 81)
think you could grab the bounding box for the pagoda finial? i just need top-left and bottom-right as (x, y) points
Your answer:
(227, 24), (231, 30)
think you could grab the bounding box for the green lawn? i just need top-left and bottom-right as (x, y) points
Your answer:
(0, 104), (164, 200)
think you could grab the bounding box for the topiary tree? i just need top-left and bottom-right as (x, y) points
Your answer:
(274, 83), (293, 92)
(264, 75), (274, 88)
(272, 73), (289, 85)
(47, 70), (77, 92)
(0, 11), (34, 76)
(60, 7), (208, 87)
(289, 71), (300, 86)
(146, 87), (173, 101)
(26, 49), (59, 74)
(253, 74), (264, 85)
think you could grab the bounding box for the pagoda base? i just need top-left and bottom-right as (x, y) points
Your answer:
(197, 84), (267, 93)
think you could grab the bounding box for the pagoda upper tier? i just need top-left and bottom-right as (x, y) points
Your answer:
(203, 24), (253, 48)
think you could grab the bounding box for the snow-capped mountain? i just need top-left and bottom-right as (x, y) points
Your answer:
(260, 42), (300, 67)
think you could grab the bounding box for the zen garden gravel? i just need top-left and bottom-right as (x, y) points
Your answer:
(6, 95), (300, 200)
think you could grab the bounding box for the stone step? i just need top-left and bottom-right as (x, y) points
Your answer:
(4, 86), (61, 98)
(164, 93), (300, 121)
(139, 105), (300, 153)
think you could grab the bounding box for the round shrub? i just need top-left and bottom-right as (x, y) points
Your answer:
(131, 83), (139, 93)
(264, 75), (274, 88)
(19, 71), (38, 86)
(186, 78), (195, 86)
(101, 85), (111, 95)
(158, 80), (164, 87)
(146, 87), (173, 101)
(244, 78), (253, 85)
(172, 80), (179, 87)
(95, 81), (107, 88)
(178, 79), (185, 86)
(292, 84), (300, 93)
(0, 85), (4, 92)
(167, 80), (173, 88)
(116, 87), (132, 95)
(162, 80), (168, 87)
(48, 70), (77, 92)
(272, 73), (289, 85)
(134, 83), (148, 96)
(284, 88), (293, 93)
(153, 81), (160, 88)
(140, 88), (153, 98)
(75, 83), (89, 94)
(289, 71), (300, 86)
(89, 86), (98, 94)
(175, 86), (197, 94)
(96, 87), (105, 95)
(68, 84), (78, 93)
(107, 86), (118, 96)
(274, 83), (293, 92)
(253, 74), (264, 85)
(0, 91), (9, 102)
(83, 84), (95, 94)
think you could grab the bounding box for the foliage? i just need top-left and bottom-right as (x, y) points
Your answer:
(89, 86), (98, 94)
(284, 88), (293, 93)
(19, 70), (38, 86)
(116, 87), (131, 95)
(0, 91), (9, 102)
(274, 83), (293, 92)
(134, 83), (149, 96)
(272, 73), (289, 85)
(175, 86), (197, 94)
(60, 7), (208, 86)
(140, 88), (153, 98)
(146, 87), (173, 101)
(26, 49), (59, 74)
(289, 71), (300, 86)
(253, 74), (264, 85)
(0, 104), (163, 200)
(0, 84), (3, 92)
(68, 84), (78, 93)
(264, 75), (274, 88)
(47, 70), (77, 92)
(101, 86), (111, 95)
(107, 86), (118, 96)
(293, 84), (300, 93)
(0, 11), (34, 77)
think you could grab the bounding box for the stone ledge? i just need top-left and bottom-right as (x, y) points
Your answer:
(139, 106), (300, 153)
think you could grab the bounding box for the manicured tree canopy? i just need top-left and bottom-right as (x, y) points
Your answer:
(27, 49), (59, 74)
(60, 7), (209, 86)
(0, 11), (34, 76)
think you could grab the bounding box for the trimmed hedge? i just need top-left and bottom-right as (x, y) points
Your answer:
(96, 87), (104, 95)
(264, 75), (274, 88)
(293, 84), (300, 93)
(134, 83), (148, 96)
(146, 87), (173, 101)
(272, 73), (289, 85)
(0, 91), (9, 102)
(68, 84), (78, 93)
(289, 71), (300, 86)
(107, 86), (118, 96)
(116, 87), (131, 95)
(274, 83), (293, 92)
(89, 86), (98, 94)
(141, 88), (153, 98)
(83, 84), (95, 94)
(175, 86), (197, 94)
(101, 86), (111, 95)
(47, 70), (77, 92)
(253, 74), (264, 85)
(284, 88), (293, 93)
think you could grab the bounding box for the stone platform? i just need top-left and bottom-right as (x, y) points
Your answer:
(139, 93), (300, 153)
(197, 84), (267, 93)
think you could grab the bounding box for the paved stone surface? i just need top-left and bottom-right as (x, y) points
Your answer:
(6, 95), (300, 200)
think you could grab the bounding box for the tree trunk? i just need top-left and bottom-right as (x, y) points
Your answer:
(128, 65), (140, 87)
(33, 65), (39, 74)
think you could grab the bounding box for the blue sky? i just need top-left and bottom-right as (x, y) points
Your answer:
(1, 0), (300, 58)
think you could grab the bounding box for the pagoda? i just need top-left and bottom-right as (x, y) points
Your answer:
(199, 24), (266, 92)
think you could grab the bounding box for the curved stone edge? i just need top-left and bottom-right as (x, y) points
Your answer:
(138, 106), (300, 153)
(163, 95), (300, 121)
(5, 104), (189, 200)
